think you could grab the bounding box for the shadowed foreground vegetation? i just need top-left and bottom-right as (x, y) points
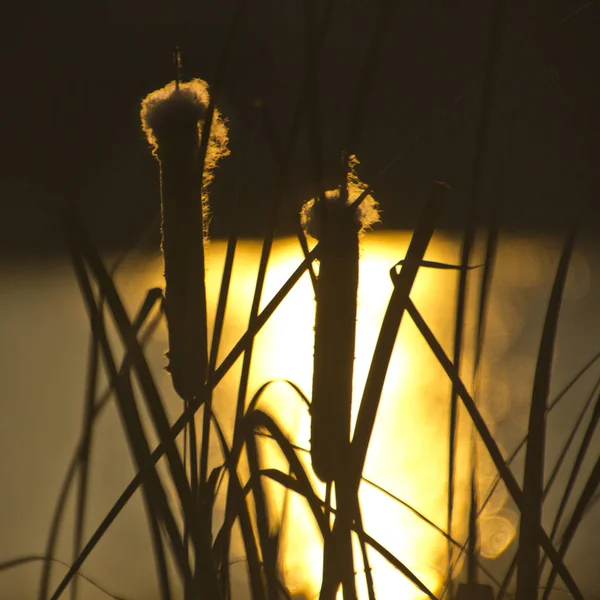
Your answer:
(2, 1), (600, 598)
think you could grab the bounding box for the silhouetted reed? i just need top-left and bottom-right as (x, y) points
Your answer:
(301, 155), (379, 484)
(141, 78), (229, 401)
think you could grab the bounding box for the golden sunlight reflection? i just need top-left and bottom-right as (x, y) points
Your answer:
(141, 232), (519, 599)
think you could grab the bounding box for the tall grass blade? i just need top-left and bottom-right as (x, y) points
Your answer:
(517, 226), (577, 600)
(201, 190), (240, 488)
(350, 181), (448, 482)
(70, 334), (100, 600)
(448, 0), (507, 587)
(246, 432), (279, 600)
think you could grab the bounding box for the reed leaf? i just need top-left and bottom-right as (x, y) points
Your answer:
(517, 226), (576, 600)
(246, 432), (280, 600)
(350, 180), (448, 484)
(2, 556), (129, 600)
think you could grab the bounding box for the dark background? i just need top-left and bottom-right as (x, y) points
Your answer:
(2, 0), (599, 257)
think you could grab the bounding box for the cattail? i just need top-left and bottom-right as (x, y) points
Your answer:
(301, 155), (379, 483)
(140, 79), (229, 400)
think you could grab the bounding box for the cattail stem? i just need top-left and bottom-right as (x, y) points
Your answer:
(159, 153), (208, 400)
(303, 155), (378, 484)
(301, 156), (379, 597)
(311, 203), (358, 483)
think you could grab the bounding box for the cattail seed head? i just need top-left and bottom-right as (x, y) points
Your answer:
(300, 155), (380, 242)
(140, 78), (229, 400)
(141, 79), (230, 236)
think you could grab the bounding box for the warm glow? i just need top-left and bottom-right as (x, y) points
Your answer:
(143, 232), (517, 598)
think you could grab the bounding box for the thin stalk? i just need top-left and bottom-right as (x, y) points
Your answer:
(447, 0), (507, 589)
(517, 226), (577, 600)
(70, 334), (99, 600)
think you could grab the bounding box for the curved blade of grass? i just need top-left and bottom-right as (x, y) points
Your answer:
(220, 379), (310, 600)
(356, 531), (438, 600)
(404, 296), (583, 600)
(246, 431), (279, 600)
(242, 409), (327, 536)
(213, 377), (320, 553)
(517, 226), (577, 600)
(259, 431), (500, 590)
(213, 407), (324, 599)
(246, 379), (311, 415)
(249, 420), (446, 600)
(250, 403), (438, 600)
(2, 556), (129, 600)
(259, 468), (438, 599)
(254, 432), (486, 576)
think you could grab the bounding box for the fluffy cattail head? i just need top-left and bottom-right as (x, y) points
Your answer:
(300, 155), (380, 241)
(140, 78), (230, 203)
